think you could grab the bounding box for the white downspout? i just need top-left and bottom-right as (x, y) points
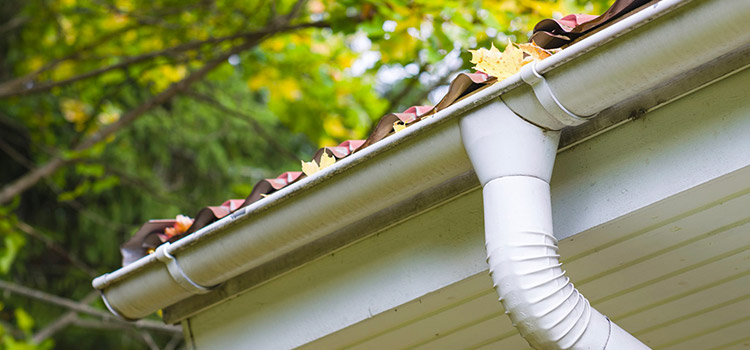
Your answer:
(459, 91), (649, 348)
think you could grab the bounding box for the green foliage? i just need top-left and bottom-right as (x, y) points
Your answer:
(0, 0), (614, 348)
(0, 201), (25, 275)
(0, 306), (54, 350)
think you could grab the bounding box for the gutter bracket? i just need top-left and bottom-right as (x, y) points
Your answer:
(520, 62), (593, 127)
(154, 243), (215, 294)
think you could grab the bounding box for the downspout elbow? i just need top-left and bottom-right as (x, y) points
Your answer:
(459, 100), (648, 349)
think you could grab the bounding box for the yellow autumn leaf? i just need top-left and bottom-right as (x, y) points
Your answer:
(97, 110), (120, 125)
(393, 121), (406, 133)
(518, 42), (552, 62)
(61, 99), (90, 124)
(469, 40), (524, 81)
(301, 153), (336, 177)
(469, 40), (552, 81)
(301, 159), (319, 177)
(319, 153), (336, 170)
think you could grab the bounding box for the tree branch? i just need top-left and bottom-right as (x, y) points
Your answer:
(0, 15), (28, 35)
(0, 280), (181, 334)
(0, 135), (35, 169)
(15, 221), (98, 278)
(0, 136), (131, 232)
(132, 329), (160, 350)
(33, 291), (99, 343)
(0, 41), (254, 204)
(0, 23), (141, 96)
(0, 19), (332, 205)
(186, 91), (299, 162)
(0, 157), (68, 205)
(72, 317), (161, 350)
(0, 21), (329, 98)
(164, 332), (183, 350)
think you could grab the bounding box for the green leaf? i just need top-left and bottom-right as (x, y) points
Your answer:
(0, 232), (24, 275)
(74, 163), (104, 177)
(14, 308), (34, 334)
(91, 175), (119, 194)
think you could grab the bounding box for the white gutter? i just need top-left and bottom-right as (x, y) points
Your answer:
(93, 2), (750, 345)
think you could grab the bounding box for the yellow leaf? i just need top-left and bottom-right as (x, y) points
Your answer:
(301, 159), (319, 177)
(302, 153), (336, 177)
(318, 152), (336, 170)
(468, 40), (555, 81)
(61, 99), (90, 124)
(393, 121), (406, 133)
(518, 42), (552, 62)
(273, 78), (302, 100)
(469, 40), (533, 81)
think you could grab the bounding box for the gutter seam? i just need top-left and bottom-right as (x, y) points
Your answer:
(519, 62), (593, 126)
(154, 242), (216, 294)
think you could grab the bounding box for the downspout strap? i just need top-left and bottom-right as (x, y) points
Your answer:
(520, 62), (593, 126)
(154, 242), (215, 294)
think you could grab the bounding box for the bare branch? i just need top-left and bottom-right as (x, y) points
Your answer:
(0, 15), (28, 34)
(284, 0), (309, 23)
(69, 316), (125, 330)
(164, 333), (183, 350)
(0, 156), (67, 204)
(186, 91), (299, 162)
(135, 329), (160, 350)
(0, 280), (181, 334)
(0, 136), (35, 169)
(33, 291), (99, 343)
(0, 137), (131, 232)
(15, 221), (98, 278)
(0, 23), (140, 95)
(72, 317), (167, 350)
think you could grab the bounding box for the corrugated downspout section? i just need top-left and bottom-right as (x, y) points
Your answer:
(460, 101), (647, 349)
(483, 177), (644, 349)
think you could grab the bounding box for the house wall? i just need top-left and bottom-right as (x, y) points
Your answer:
(181, 65), (750, 349)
